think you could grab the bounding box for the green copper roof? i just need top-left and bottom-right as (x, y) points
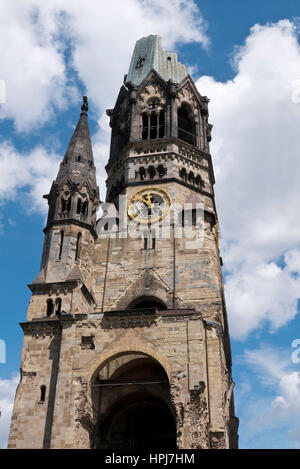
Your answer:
(126, 35), (188, 86)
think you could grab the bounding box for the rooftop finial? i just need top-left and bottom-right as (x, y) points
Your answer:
(81, 96), (88, 114)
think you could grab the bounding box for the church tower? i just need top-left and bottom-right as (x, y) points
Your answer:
(8, 35), (238, 449)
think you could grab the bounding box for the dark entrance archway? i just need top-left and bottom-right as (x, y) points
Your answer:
(128, 296), (167, 310)
(99, 396), (176, 449)
(93, 354), (176, 449)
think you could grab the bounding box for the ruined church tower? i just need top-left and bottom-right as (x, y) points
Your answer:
(8, 35), (238, 449)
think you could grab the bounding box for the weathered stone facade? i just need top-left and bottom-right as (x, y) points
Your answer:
(8, 35), (238, 449)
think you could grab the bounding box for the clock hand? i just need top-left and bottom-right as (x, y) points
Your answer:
(134, 195), (149, 205)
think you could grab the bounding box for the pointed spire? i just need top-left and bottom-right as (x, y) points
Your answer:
(44, 97), (100, 232)
(54, 97), (96, 188)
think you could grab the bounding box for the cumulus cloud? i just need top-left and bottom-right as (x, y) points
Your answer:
(0, 0), (207, 131)
(196, 20), (300, 339)
(0, 1), (74, 131)
(238, 345), (300, 447)
(0, 141), (60, 213)
(0, 374), (19, 449)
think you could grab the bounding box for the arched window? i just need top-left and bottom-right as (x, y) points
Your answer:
(142, 106), (165, 140)
(139, 167), (146, 181)
(157, 165), (165, 178)
(148, 166), (156, 179)
(77, 198), (82, 214)
(82, 201), (88, 217)
(55, 298), (62, 315)
(47, 299), (54, 317)
(178, 104), (196, 145)
(196, 175), (204, 188)
(40, 385), (46, 403)
(180, 168), (187, 182)
(188, 171), (195, 184)
(75, 232), (82, 261)
(77, 199), (88, 218)
(61, 197), (71, 215)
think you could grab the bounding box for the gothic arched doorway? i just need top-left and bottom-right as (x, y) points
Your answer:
(92, 354), (176, 449)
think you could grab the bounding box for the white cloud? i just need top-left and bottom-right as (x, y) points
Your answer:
(273, 371), (300, 410)
(239, 345), (300, 447)
(0, 373), (19, 449)
(0, 1), (74, 131)
(0, 141), (60, 213)
(196, 20), (300, 339)
(242, 344), (291, 385)
(224, 257), (300, 339)
(0, 0), (207, 131)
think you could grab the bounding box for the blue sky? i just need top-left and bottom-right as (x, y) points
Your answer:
(1, 0), (300, 449)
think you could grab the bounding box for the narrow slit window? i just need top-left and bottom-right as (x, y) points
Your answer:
(40, 385), (46, 403)
(77, 199), (82, 215)
(46, 299), (53, 317)
(75, 233), (82, 261)
(61, 198), (66, 212)
(158, 165), (165, 178)
(55, 298), (62, 315)
(152, 229), (156, 249)
(150, 113), (157, 139)
(159, 110), (165, 138)
(58, 230), (64, 260)
(143, 232), (148, 250)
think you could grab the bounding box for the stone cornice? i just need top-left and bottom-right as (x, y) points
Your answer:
(28, 280), (78, 292)
(43, 218), (98, 239)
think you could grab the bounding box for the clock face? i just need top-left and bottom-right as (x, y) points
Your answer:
(128, 187), (172, 224)
(135, 55), (146, 69)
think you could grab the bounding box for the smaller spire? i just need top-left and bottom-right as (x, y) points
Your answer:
(81, 96), (88, 114)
